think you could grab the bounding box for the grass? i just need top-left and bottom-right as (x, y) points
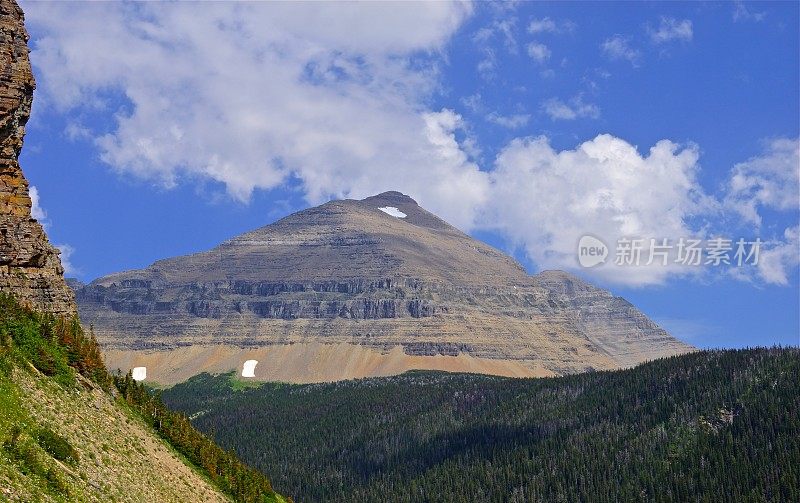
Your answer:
(1, 295), (289, 502)
(0, 370), (73, 501)
(228, 374), (265, 392)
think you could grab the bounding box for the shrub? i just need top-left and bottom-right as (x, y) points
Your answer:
(37, 427), (79, 465)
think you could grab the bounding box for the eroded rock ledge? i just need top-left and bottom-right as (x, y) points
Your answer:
(0, 0), (76, 316)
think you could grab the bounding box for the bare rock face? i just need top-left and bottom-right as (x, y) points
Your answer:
(0, 0), (76, 316)
(74, 191), (693, 383)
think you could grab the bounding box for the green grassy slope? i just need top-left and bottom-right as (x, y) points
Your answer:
(0, 295), (288, 503)
(164, 348), (800, 503)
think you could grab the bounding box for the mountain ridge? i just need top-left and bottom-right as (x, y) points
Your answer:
(73, 191), (693, 384)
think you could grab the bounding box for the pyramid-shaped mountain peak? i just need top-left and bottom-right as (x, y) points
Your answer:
(73, 192), (692, 384)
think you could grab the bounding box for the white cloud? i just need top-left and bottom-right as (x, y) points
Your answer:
(526, 42), (551, 63)
(494, 18), (518, 54)
(472, 16), (520, 79)
(482, 134), (797, 287)
(460, 93), (483, 113)
(528, 17), (557, 34)
(25, 1), (487, 229)
(416, 110), (491, 228)
(29, 188), (78, 276)
(601, 35), (641, 65)
(64, 121), (92, 142)
(649, 17), (693, 44)
(29, 185), (47, 221)
(733, 1), (767, 22)
(528, 17), (575, 34)
(541, 95), (600, 120)
(722, 138), (799, 285)
(474, 18), (518, 53)
(55, 244), (78, 276)
(486, 112), (530, 129)
(724, 138), (800, 226)
(757, 226), (800, 285)
(485, 134), (714, 286)
(23, 2), (797, 289)
(476, 54), (496, 78)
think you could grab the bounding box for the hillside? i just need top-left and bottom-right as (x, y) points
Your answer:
(73, 191), (691, 384)
(163, 348), (800, 502)
(0, 295), (288, 502)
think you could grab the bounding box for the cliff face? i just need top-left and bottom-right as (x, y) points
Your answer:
(0, 0), (75, 316)
(74, 191), (693, 384)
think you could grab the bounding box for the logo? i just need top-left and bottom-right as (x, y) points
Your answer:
(577, 235), (608, 268)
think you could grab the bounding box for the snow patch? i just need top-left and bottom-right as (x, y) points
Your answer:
(242, 360), (258, 378)
(132, 367), (147, 381)
(378, 206), (407, 218)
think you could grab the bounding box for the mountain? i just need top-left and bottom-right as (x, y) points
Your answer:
(0, 0), (75, 316)
(73, 191), (692, 384)
(162, 348), (800, 503)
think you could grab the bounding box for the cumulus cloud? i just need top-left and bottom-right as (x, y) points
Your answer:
(24, 2), (797, 289)
(724, 138), (799, 226)
(757, 226), (800, 285)
(29, 185), (47, 221)
(526, 42), (551, 63)
(25, 1), (487, 228)
(485, 134), (714, 286)
(601, 35), (641, 65)
(485, 135), (798, 287)
(541, 95), (600, 120)
(722, 138), (799, 285)
(648, 17), (693, 44)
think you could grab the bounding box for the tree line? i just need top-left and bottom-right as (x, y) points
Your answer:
(164, 347), (800, 502)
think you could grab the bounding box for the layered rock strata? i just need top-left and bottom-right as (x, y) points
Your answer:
(73, 191), (692, 383)
(0, 0), (76, 316)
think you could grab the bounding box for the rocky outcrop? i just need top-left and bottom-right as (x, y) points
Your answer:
(73, 191), (693, 383)
(75, 278), (443, 319)
(0, 0), (75, 316)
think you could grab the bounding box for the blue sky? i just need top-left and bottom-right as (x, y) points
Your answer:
(19, 1), (799, 348)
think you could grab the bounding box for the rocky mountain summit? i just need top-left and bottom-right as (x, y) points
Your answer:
(73, 191), (693, 383)
(0, 0), (75, 316)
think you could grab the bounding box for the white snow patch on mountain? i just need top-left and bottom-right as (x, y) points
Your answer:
(132, 367), (147, 381)
(242, 360), (259, 378)
(378, 206), (407, 218)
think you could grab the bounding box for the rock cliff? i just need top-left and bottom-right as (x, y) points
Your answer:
(73, 191), (693, 383)
(0, 0), (75, 316)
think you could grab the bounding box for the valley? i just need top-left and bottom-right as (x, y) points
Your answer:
(163, 348), (800, 503)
